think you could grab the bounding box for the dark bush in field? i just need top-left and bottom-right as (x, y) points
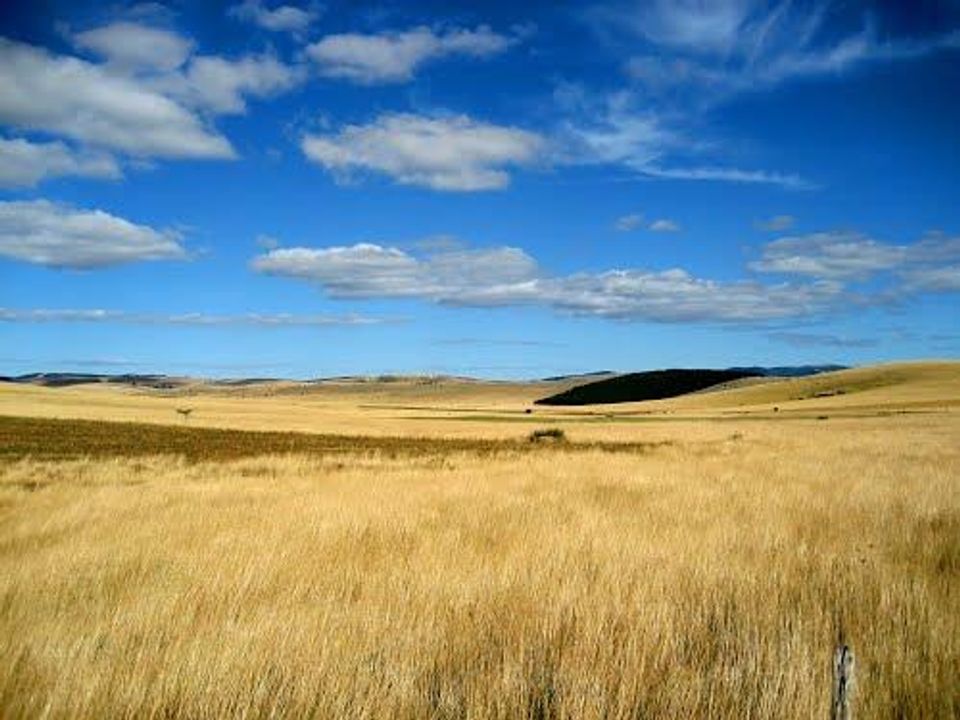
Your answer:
(528, 427), (566, 443)
(535, 369), (759, 406)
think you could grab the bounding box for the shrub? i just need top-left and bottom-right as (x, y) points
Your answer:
(528, 427), (566, 443)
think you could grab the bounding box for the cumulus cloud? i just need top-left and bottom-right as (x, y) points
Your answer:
(901, 266), (960, 293)
(755, 214), (796, 232)
(750, 230), (960, 295)
(229, 0), (320, 35)
(252, 243), (539, 301)
(307, 26), (515, 84)
(0, 200), (187, 269)
(0, 24), (307, 183)
(151, 52), (305, 115)
(72, 21), (194, 71)
(0, 37), (234, 159)
(68, 22), (304, 116)
(0, 137), (121, 188)
(750, 231), (909, 279)
(252, 240), (846, 323)
(0, 307), (393, 326)
(301, 113), (543, 191)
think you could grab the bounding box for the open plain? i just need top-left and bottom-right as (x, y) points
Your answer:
(1, 362), (958, 718)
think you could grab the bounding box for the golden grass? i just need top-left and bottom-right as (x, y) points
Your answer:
(2, 362), (959, 447)
(0, 415), (665, 462)
(1, 406), (958, 718)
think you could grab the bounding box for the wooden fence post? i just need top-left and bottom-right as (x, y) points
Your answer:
(831, 643), (855, 720)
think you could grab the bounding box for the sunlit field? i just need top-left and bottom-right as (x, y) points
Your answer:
(1, 363), (958, 718)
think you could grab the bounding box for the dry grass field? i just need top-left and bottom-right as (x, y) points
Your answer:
(1, 362), (958, 718)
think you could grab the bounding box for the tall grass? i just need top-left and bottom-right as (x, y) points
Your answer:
(0, 417), (957, 718)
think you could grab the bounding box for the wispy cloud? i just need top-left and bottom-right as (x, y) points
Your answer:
(755, 214), (796, 232)
(641, 165), (814, 190)
(767, 331), (879, 349)
(302, 113), (543, 191)
(606, 0), (960, 94)
(614, 213), (679, 232)
(555, 85), (812, 189)
(432, 338), (568, 348)
(0, 308), (397, 326)
(571, 1), (960, 189)
(614, 213), (644, 232)
(0, 200), (186, 269)
(307, 25), (517, 84)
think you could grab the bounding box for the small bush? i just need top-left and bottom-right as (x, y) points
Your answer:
(528, 427), (566, 443)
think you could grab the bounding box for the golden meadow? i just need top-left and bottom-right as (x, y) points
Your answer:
(1, 362), (958, 718)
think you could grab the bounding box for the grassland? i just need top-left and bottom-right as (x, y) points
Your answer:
(0, 361), (958, 718)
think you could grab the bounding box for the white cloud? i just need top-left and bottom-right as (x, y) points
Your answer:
(559, 93), (672, 169)
(556, 88), (810, 189)
(542, 270), (841, 322)
(0, 26), (308, 185)
(251, 240), (846, 323)
(153, 52), (305, 115)
(901, 266), (960, 293)
(0, 200), (187, 269)
(641, 165), (813, 189)
(229, 1), (320, 35)
(68, 22), (304, 116)
(0, 307), (393, 326)
(750, 230), (960, 295)
(301, 113), (543, 191)
(616, 214), (680, 233)
(252, 243), (539, 300)
(648, 218), (679, 232)
(750, 231), (908, 279)
(73, 21), (194, 71)
(611, 2), (960, 97)
(578, 3), (959, 189)
(307, 26), (515, 84)
(755, 214), (796, 232)
(0, 137), (121, 187)
(615, 0), (760, 56)
(0, 37), (234, 159)
(614, 213), (644, 231)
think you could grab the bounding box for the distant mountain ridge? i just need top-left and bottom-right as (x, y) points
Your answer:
(0, 365), (847, 391)
(727, 365), (847, 377)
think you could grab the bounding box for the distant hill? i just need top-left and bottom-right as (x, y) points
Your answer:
(539, 371), (616, 382)
(534, 369), (760, 406)
(1, 373), (184, 389)
(728, 364), (847, 378)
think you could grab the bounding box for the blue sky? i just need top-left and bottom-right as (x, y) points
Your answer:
(0, 0), (958, 378)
